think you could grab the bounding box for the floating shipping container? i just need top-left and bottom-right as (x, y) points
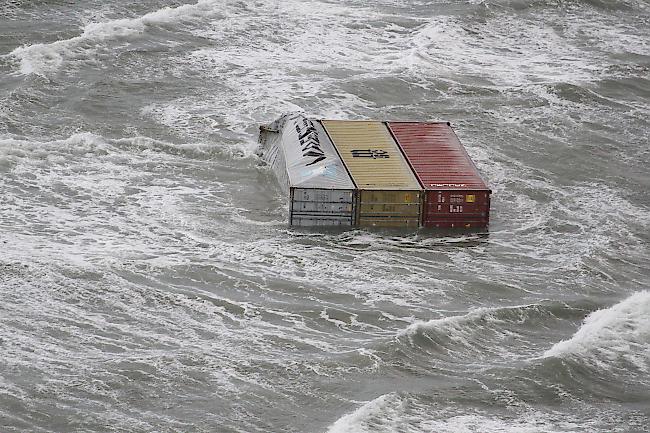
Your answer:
(387, 122), (491, 228)
(258, 113), (356, 226)
(321, 120), (422, 228)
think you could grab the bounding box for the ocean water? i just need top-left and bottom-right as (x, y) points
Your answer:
(1, 0), (649, 432)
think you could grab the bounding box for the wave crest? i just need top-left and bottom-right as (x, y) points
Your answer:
(7, 0), (224, 75)
(543, 291), (650, 372)
(327, 393), (403, 433)
(394, 302), (591, 364)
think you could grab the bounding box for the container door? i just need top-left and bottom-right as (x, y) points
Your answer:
(358, 190), (421, 228)
(290, 187), (355, 226)
(424, 190), (490, 228)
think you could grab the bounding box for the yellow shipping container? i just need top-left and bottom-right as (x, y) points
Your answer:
(320, 120), (422, 228)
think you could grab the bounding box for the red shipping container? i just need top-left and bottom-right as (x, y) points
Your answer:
(387, 122), (491, 229)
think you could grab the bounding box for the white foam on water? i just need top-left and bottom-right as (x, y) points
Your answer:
(0, 132), (242, 271)
(8, 40), (79, 75)
(451, 141), (650, 293)
(402, 307), (500, 337)
(2, 130), (452, 352)
(153, 0), (427, 135)
(405, 13), (602, 87)
(6, 0), (225, 75)
(415, 413), (586, 433)
(1, 238), (356, 423)
(327, 393), (404, 433)
(1, 278), (277, 429)
(2, 1), (649, 430)
(397, 302), (573, 362)
(543, 291), (650, 372)
(0, 132), (112, 164)
(563, 8), (650, 57)
(140, 103), (192, 130)
(325, 393), (604, 433)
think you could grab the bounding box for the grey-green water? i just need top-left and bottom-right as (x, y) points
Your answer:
(1, 1), (649, 432)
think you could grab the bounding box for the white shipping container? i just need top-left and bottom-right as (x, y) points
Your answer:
(258, 113), (356, 226)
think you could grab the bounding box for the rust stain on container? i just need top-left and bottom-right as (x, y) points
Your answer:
(388, 122), (491, 228)
(321, 120), (422, 228)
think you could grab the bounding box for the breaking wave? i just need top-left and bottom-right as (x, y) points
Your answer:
(396, 301), (588, 362)
(6, 0), (225, 75)
(402, 302), (574, 337)
(543, 291), (650, 372)
(327, 394), (404, 433)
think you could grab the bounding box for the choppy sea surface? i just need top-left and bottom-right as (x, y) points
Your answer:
(1, 0), (649, 432)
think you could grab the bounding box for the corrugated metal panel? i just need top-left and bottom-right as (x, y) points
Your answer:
(358, 191), (421, 216)
(423, 190), (490, 228)
(321, 120), (423, 228)
(358, 190), (421, 228)
(258, 113), (355, 190)
(259, 116), (490, 229)
(296, 120), (355, 189)
(388, 122), (490, 228)
(292, 218), (352, 227)
(387, 122), (488, 190)
(388, 122), (488, 190)
(290, 187), (355, 226)
(321, 120), (420, 190)
(258, 122), (290, 195)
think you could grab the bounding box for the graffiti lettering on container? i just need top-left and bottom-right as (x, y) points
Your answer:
(293, 117), (326, 166)
(351, 149), (390, 159)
